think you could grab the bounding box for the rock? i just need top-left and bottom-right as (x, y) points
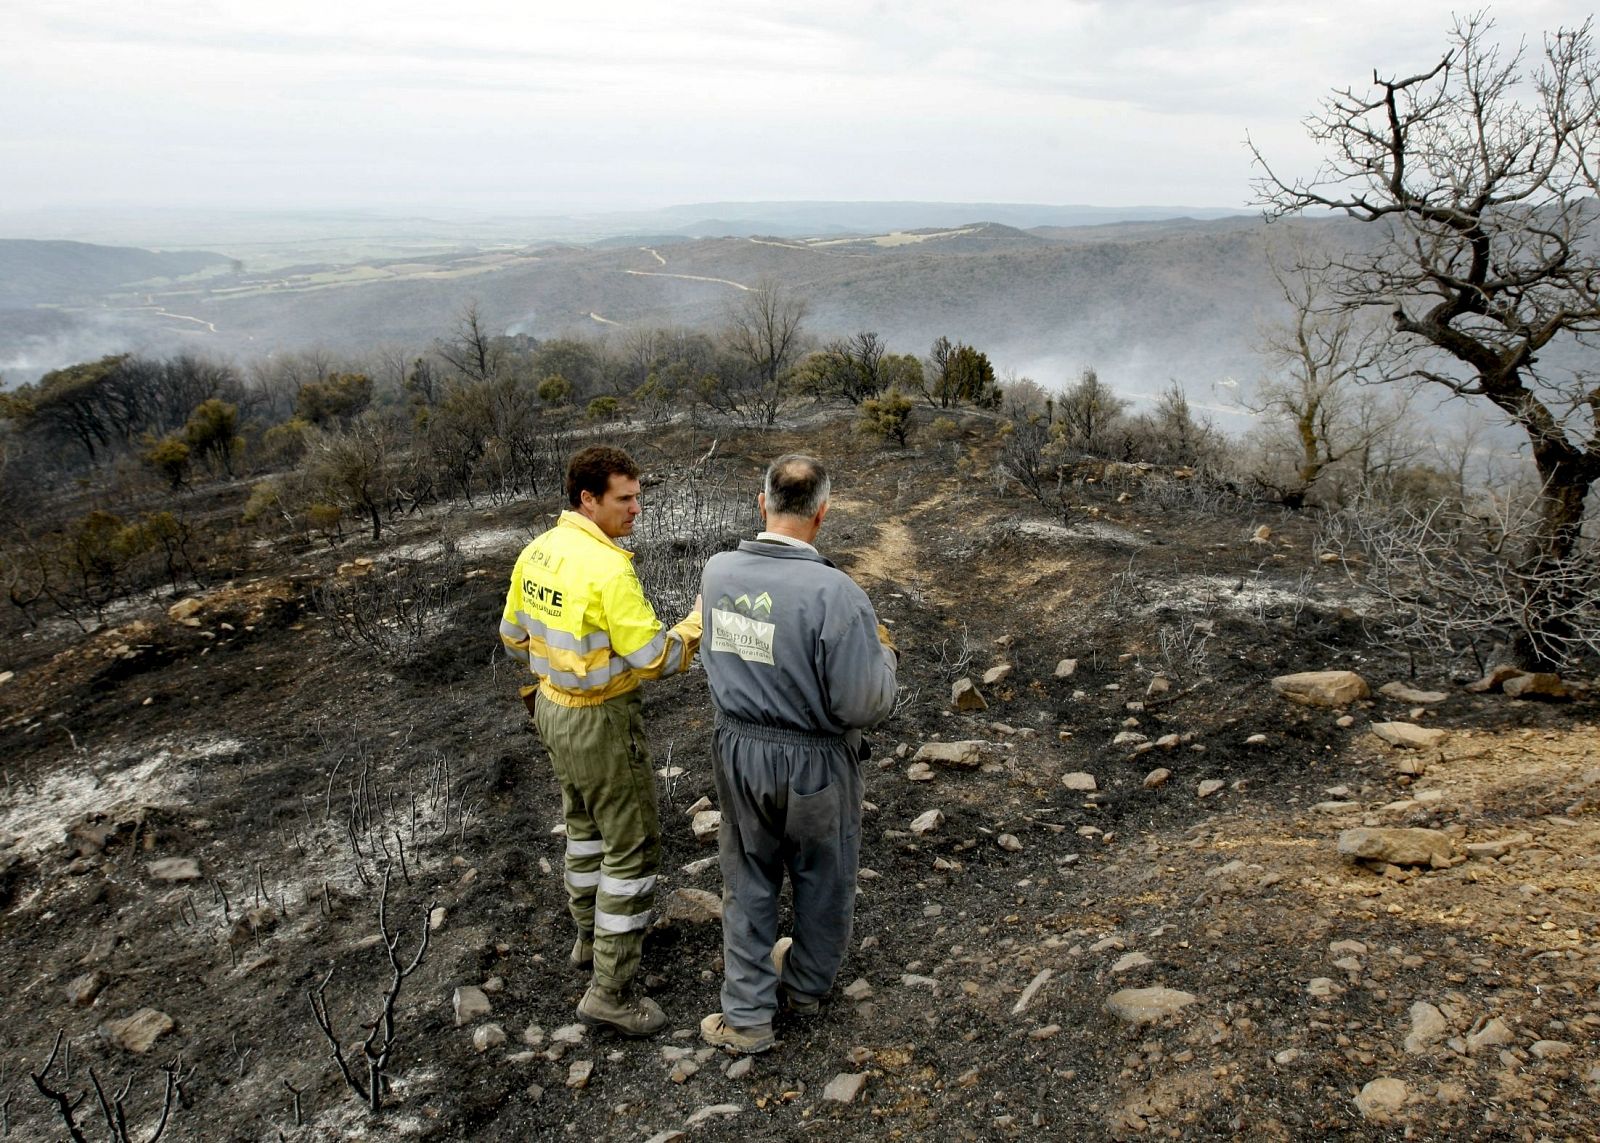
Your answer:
(982, 664), (1012, 687)
(550, 1023), (588, 1045)
(1338, 827), (1458, 869)
(691, 810), (722, 844)
(1112, 731), (1148, 748)
(1196, 780), (1224, 799)
(1111, 952), (1152, 974)
(1503, 672), (1568, 700)
(1465, 665), (1523, 693)
(1146, 676), (1171, 698)
(521, 1024), (546, 1046)
(1464, 832), (1532, 859)
(147, 858), (201, 883)
(1060, 772), (1098, 792)
(1270, 671), (1370, 708)
(1404, 1002), (1449, 1054)
(901, 974), (939, 989)
(1273, 1048), (1302, 1065)
(473, 1024), (507, 1052)
(669, 1059), (700, 1083)
(453, 986), (491, 1026)
(1530, 1040), (1573, 1059)
(1104, 987), (1197, 1025)
(908, 809), (944, 835)
(680, 855), (718, 876)
(1378, 682), (1449, 704)
(1253, 524), (1273, 542)
(726, 1057), (754, 1080)
(843, 978), (873, 1001)
(660, 888), (722, 925)
(1155, 733), (1180, 750)
(1054, 658), (1078, 678)
(685, 795), (714, 816)
(1328, 939), (1367, 956)
(566, 1060), (593, 1089)
(1245, 733), (1268, 745)
(1306, 977), (1342, 998)
(1336, 714), (1356, 728)
(912, 741), (984, 769)
(1012, 968), (1054, 1014)
(167, 598), (203, 621)
(1354, 1077), (1409, 1121)
(429, 906), (447, 930)
(1313, 801), (1362, 813)
(684, 1104), (742, 1127)
(905, 762), (934, 782)
(101, 1009), (175, 1053)
(822, 1072), (869, 1104)
(1371, 722), (1448, 749)
(951, 678), (988, 712)
(996, 833), (1023, 852)
(65, 971), (107, 1007)
(1142, 768), (1171, 789)
(1466, 1017), (1515, 1053)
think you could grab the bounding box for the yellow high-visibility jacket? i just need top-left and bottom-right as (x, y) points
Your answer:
(500, 511), (702, 708)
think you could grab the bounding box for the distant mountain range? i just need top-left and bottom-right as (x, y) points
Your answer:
(0, 240), (234, 305)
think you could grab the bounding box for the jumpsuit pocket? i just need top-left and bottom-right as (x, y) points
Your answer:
(787, 781), (840, 845)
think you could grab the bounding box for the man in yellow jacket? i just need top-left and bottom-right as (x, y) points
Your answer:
(500, 445), (702, 1035)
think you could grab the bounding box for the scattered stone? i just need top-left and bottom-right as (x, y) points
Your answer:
(1105, 988), (1197, 1025)
(1328, 940), (1367, 956)
(1142, 768), (1171, 790)
(669, 1059), (699, 1084)
(691, 810), (722, 844)
(685, 796), (714, 816)
(521, 1024), (546, 1046)
(726, 1056), (754, 1080)
(1270, 671), (1370, 708)
(912, 741), (984, 769)
(1112, 731), (1148, 748)
(1196, 780), (1224, 799)
(951, 678), (988, 712)
(1111, 952), (1152, 974)
(1146, 676), (1170, 698)
(1155, 733), (1180, 750)
(1530, 1040), (1573, 1059)
(1466, 1018), (1515, 1053)
(1253, 524), (1273, 542)
(1371, 722), (1448, 749)
(1061, 772), (1098, 792)
(1245, 733), (1268, 745)
(146, 858), (201, 883)
(905, 762), (934, 782)
(1335, 714), (1356, 728)
(1379, 682), (1449, 704)
(100, 1009), (175, 1053)
(1464, 832), (1532, 859)
(1465, 665), (1523, 693)
(1354, 1077), (1409, 1122)
(823, 1072), (868, 1104)
(1503, 672), (1568, 700)
(429, 906), (447, 930)
(901, 974), (939, 990)
(65, 972), (107, 1007)
(909, 809), (944, 835)
(1306, 977), (1342, 998)
(481, 976), (505, 994)
(167, 598), (203, 621)
(566, 1060), (593, 1089)
(550, 1023), (588, 1046)
(473, 1024), (507, 1052)
(996, 833), (1023, 853)
(1273, 1048), (1302, 1065)
(1054, 659), (1078, 678)
(1031, 1024), (1063, 1041)
(982, 664), (1012, 687)
(1405, 1003), (1449, 1054)
(1012, 968), (1054, 1014)
(843, 978), (873, 1001)
(453, 986), (491, 1026)
(685, 1104), (742, 1129)
(1338, 827), (1458, 869)
(660, 888), (722, 925)
(1313, 800), (1361, 813)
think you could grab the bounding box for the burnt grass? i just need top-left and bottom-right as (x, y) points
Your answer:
(0, 412), (1596, 1142)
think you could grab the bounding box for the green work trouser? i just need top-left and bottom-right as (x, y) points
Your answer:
(534, 689), (659, 993)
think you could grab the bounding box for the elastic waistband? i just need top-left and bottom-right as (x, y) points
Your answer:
(714, 712), (845, 746)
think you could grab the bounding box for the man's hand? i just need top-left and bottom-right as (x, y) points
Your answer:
(876, 622), (900, 664)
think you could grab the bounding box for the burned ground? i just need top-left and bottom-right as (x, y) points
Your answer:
(0, 413), (1596, 1141)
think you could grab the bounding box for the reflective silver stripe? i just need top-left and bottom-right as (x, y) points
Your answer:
(515, 612), (612, 654)
(595, 907), (653, 933)
(660, 635), (685, 676)
(504, 643), (528, 662)
(565, 839), (605, 857)
(599, 873), (657, 898)
(621, 630), (668, 669)
(499, 617), (526, 640)
(542, 656), (633, 692)
(565, 869), (602, 888)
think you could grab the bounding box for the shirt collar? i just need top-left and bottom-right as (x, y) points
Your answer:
(559, 510), (634, 558)
(756, 530), (818, 554)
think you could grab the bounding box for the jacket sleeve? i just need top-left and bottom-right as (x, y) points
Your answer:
(599, 567), (703, 679)
(498, 557), (532, 665)
(818, 580), (899, 729)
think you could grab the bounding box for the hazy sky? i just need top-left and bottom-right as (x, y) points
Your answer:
(3, 1), (1593, 215)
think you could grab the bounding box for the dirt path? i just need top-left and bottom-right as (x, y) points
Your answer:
(622, 269), (750, 291)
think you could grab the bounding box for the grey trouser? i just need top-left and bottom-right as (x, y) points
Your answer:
(534, 690), (659, 993)
(711, 715), (862, 1027)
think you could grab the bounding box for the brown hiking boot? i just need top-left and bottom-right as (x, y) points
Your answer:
(772, 937), (820, 1016)
(577, 985), (667, 1037)
(569, 936), (593, 970)
(700, 1012), (775, 1054)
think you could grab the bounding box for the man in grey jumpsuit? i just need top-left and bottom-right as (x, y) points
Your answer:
(698, 454), (899, 1053)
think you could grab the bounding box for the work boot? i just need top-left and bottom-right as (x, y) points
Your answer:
(700, 1012), (775, 1054)
(772, 937), (821, 1016)
(577, 985), (667, 1037)
(569, 936), (593, 971)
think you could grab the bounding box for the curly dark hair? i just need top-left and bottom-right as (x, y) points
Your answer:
(565, 445), (640, 507)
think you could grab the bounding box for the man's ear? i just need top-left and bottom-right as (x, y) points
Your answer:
(757, 492), (768, 522)
(814, 500), (830, 529)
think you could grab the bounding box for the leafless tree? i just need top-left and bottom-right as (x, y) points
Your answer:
(434, 301), (505, 384)
(1251, 13), (1600, 664)
(716, 279), (809, 426)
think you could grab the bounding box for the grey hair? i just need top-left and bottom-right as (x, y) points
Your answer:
(763, 454), (830, 518)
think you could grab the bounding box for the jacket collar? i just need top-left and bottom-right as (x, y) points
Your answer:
(558, 510), (634, 559)
(738, 537), (835, 568)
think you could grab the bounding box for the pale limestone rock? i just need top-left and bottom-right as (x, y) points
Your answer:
(454, 986), (491, 1027)
(1371, 722), (1448, 749)
(1338, 827), (1457, 868)
(1378, 682), (1449, 704)
(909, 809), (944, 835)
(1354, 1077), (1409, 1121)
(1503, 672), (1568, 699)
(1142, 768), (1171, 789)
(1196, 780), (1224, 799)
(1465, 832), (1532, 859)
(691, 810), (722, 844)
(912, 740), (984, 769)
(147, 858), (201, 882)
(1404, 1002), (1449, 1054)
(1060, 772), (1098, 792)
(473, 1024), (507, 1052)
(982, 664), (1012, 687)
(1054, 658), (1078, 678)
(659, 888), (722, 925)
(951, 678), (987, 711)
(101, 1009), (175, 1053)
(1104, 987), (1197, 1024)
(822, 1072), (869, 1103)
(1270, 670), (1370, 708)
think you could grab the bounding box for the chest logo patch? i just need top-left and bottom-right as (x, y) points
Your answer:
(711, 592), (776, 665)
